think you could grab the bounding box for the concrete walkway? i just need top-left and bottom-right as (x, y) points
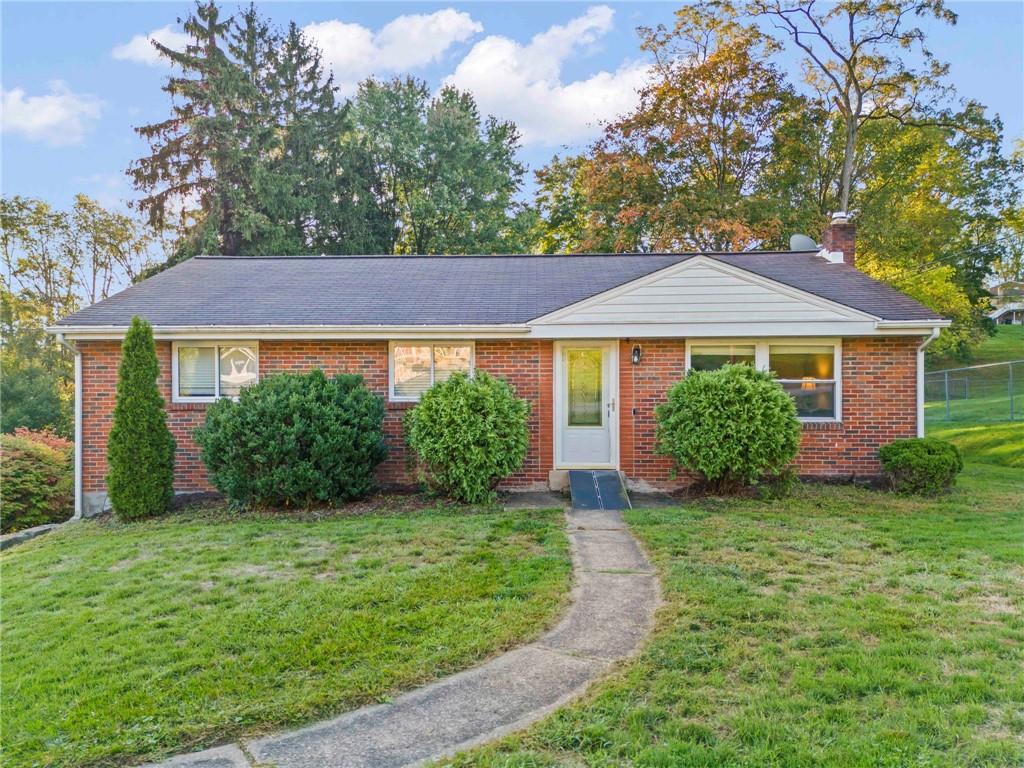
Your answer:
(142, 507), (660, 768)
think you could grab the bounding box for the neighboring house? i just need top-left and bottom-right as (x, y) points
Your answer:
(49, 215), (949, 517)
(989, 280), (1024, 325)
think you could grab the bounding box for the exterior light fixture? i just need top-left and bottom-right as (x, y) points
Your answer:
(632, 345), (642, 365)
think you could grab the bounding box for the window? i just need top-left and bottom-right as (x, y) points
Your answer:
(566, 348), (603, 426)
(173, 342), (258, 402)
(686, 340), (841, 421)
(689, 343), (756, 372)
(390, 342), (473, 401)
(769, 344), (836, 419)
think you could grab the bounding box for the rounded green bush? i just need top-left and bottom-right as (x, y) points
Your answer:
(194, 370), (386, 508)
(404, 371), (530, 504)
(655, 363), (801, 493)
(879, 437), (963, 495)
(0, 433), (73, 533)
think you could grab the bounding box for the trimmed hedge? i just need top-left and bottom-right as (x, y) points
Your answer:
(1, 433), (73, 533)
(404, 371), (530, 504)
(655, 363), (802, 493)
(194, 370), (386, 508)
(879, 437), (963, 495)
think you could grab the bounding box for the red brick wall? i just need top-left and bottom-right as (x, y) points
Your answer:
(618, 339), (694, 490)
(79, 338), (554, 494)
(78, 335), (918, 496)
(795, 336), (918, 478)
(80, 340), (213, 493)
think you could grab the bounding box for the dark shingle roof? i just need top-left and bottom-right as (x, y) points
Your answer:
(53, 252), (942, 328)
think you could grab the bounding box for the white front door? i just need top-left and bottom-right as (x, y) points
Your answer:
(555, 341), (618, 468)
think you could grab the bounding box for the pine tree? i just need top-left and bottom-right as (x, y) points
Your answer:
(107, 317), (175, 520)
(128, 2), (391, 263)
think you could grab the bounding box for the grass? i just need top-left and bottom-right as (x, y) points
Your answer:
(924, 325), (1023, 465)
(927, 421), (1023, 468)
(0, 502), (572, 768)
(446, 463), (1024, 768)
(929, 325), (1024, 369)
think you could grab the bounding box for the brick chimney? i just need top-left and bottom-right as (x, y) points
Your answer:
(823, 212), (856, 267)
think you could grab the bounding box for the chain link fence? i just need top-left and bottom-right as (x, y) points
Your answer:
(925, 360), (1024, 424)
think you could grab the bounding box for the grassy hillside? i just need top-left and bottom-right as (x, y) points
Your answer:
(929, 325), (1024, 369)
(926, 326), (1023, 467)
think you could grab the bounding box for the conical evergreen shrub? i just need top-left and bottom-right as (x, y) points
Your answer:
(106, 316), (175, 520)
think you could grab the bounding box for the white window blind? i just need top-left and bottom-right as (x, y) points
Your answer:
(391, 343), (473, 400)
(175, 343), (258, 401)
(178, 346), (216, 397)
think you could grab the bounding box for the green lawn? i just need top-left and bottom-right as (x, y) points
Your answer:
(1, 503), (571, 768)
(925, 325), (1023, 463)
(447, 463), (1024, 768)
(930, 325), (1024, 369)
(927, 420), (1024, 468)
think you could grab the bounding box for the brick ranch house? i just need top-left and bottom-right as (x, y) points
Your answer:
(49, 216), (948, 517)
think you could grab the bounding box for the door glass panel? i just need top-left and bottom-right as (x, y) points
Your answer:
(567, 349), (602, 427)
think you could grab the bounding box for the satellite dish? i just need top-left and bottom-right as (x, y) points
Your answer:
(789, 234), (818, 251)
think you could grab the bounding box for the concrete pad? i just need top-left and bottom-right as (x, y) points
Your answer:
(566, 507), (627, 531)
(539, 571), (659, 659)
(0, 522), (61, 551)
(138, 744), (249, 768)
(246, 646), (605, 768)
(571, 529), (653, 573)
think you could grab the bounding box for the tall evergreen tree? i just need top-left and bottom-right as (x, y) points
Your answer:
(107, 317), (175, 520)
(128, 2), (389, 263)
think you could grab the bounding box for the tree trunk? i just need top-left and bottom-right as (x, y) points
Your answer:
(839, 120), (857, 212)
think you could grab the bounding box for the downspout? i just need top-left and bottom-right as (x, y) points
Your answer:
(55, 333), (83, 521)
(917, 327), (941, 438)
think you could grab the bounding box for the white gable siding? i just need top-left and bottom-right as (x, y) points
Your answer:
(533, 258), (872, 328)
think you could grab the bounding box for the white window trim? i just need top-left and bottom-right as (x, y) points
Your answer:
(685, 338), (842, 423)
(171, 341), (260, 404)
(388, 341), (475, 402)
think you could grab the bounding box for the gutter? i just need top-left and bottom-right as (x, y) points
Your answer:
(916, 327), (942, 438)
(45, 323), (533, 341)
(54, 333), (83, 522)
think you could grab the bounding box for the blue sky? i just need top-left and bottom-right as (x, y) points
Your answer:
(2, 1), (1022, 212)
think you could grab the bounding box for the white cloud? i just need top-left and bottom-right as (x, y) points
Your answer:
(304, 9), (482, 94)
(0, 81), (102, 146)
(444, 5), (649, 147)
(112, 25), (190, 67)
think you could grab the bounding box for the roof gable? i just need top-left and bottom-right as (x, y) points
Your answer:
(532, 256), (875, 327)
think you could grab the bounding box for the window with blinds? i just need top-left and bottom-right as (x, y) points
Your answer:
(174, 343), (258, 401)
(390, 342), (473, 400)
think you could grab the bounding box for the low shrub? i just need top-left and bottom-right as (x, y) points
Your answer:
(1, 433), (73, 533)
(655, 363), (802, 493)
(194, 370), (386, 508)
(879, 437), (963, 495)
(11, 427), (72, 453)
(404, 371), (530, 504)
